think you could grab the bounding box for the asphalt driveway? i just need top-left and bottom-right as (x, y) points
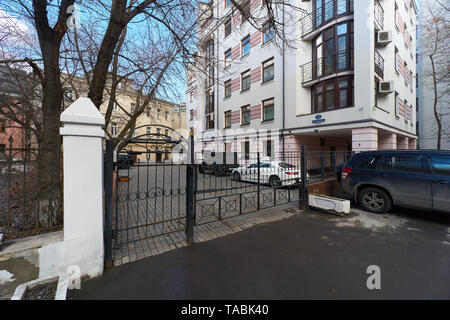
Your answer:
(69, 205), (450, 299)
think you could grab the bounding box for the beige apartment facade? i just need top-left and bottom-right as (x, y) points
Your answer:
(63, 74), (186, 162)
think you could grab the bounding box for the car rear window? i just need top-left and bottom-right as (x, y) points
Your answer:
(279, 162), (295, 168)
(377, 154), (423, 172)
(347, 154), (379, 169)
(428, 155), (450, 176)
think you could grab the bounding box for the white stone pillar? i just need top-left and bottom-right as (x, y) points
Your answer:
(352, 127), (378, 152)
(59, 97), (105, 278)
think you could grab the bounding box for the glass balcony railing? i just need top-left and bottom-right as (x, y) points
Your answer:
(300, 49), (354, 85)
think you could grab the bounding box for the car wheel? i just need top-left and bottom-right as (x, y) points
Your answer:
(232, 172), (241, 182)
(269, 175), (281, 188)
(214, 167), (222, 177)
(357, 187), (392, 214)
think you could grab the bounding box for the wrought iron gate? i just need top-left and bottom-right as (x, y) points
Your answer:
(104, 137), (313, 267)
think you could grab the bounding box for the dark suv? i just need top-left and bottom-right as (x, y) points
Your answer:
(341, 150), (450, 214)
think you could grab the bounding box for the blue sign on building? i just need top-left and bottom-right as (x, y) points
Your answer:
(312, 114), (325, 124)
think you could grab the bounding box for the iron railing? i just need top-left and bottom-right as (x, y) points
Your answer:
(0, 137), (63, 240)
(374, 0), (384, 30)
(299, 0), (353, 37)
(374, 50), (385, 79)
(300, 49), (354, 84)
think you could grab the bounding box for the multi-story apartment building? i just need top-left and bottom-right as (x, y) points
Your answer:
(186, 0), (418, 157)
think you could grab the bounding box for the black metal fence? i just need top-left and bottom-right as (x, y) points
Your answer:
(0, 138), (63, 240)
(104, 138), (355, 266)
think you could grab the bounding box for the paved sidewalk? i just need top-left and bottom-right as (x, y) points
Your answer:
(113, 203), (299, 265)
(69, 205), (450, 299)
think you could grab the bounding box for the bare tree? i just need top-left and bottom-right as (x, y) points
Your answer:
(420, 1), (450, 150)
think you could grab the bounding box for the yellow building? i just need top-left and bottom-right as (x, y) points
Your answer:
(62, 74), (186, 162)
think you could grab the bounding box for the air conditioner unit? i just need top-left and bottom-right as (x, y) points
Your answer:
(376, 30), (392, 47)
(378, 81), (394, 95)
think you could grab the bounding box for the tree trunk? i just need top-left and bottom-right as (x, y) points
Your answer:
(430, 55), (442, 150)
(32, 0), (72, 227)
(88, 0), (128, 109)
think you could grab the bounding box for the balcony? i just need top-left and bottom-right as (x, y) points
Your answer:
(374, 50), (384, 79)
(300, 50), (354, 86)
(299, 0), (354, 39)
(374, 0), (384, 30)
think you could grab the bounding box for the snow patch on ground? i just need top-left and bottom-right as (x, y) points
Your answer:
(0, 270), (15, 285)
(331, 209), (407, 231)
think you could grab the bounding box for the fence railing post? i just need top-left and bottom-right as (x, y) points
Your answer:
(104, 139), (114, 268)
(185, 133), (195, 244)
(321, 151), (325, 180)
(257, 152), (260, 210)
(332, 151), (336, 177)
(300, 145), (308, 210)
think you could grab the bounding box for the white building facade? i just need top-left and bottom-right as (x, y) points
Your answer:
(186, 0), (418, 158)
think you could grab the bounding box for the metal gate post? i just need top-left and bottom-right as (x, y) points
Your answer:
(104, 139), (114, 268)
(299, 145), (308, 210)
(186, 132), (195, 244)
(257, 152), (260, 210)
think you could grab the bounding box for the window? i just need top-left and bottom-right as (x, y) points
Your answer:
(224, 49), (232, 67)
(242, 35), (250, 56)
(165, 129), (169, 136)
(113, 102), (119, 111)
(146, 107), (151, 117)
(225, 0), (231, 8)
(242, 1), (250, 23)
(241, 70), (251, 91)
(262, 21), (275, 43)
(224, 18), (231, 37)
(264, 140), (273, 157)
(207, 65), (214, 87)
(157, 128), (161, 135)
(241, 105), (251, 125)
(0, 119), (5, 132)
(0, 144), (5, 153)
(157, 109), (161, 119)
(111, 122), (118, 136)
(313, 0), (353, 28)
(242, 140), (250, 160)
(190, 110), (194, 120)
(206, 90), (214, 114)
(262, 98), (274, 121)
(378, 154), (423, 173)
(207, 40), (214, 60)
(262, 58), (274, 83)
(224, 111), (232, 128)
(395, 92), (400, 117)
(130, 103), (136, 114)
(146, 127), (151, 137)
(312, 76), (353, 113)
(313, 21), (353, 79)
(395, 47), (399, 73)
(64, 89), (73, 102)
(189, 91), (194, 103)
(355, 154), (381, 169)
(428, 155), (450, 176)
(165, 111), (169, 120)
(224, 80), (232, 98)
(206, 114), (215, 130)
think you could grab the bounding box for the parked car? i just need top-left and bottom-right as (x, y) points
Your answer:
(231, 161), (307, 188)
(115, 154), (134, 170)
(340, 150), (450, 214)
(198, 151), (239, 177)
